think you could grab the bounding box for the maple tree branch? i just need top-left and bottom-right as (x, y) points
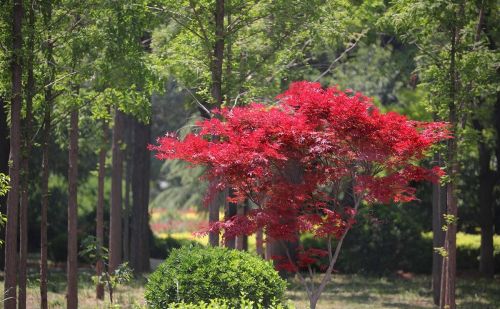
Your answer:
(314, 30), (367, 82)
(312, 192), (361, 301)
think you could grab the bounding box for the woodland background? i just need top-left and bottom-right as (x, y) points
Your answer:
(0, 0), (499, 308)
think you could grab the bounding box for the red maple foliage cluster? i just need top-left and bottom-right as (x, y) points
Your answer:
(150, 81), (450, 267)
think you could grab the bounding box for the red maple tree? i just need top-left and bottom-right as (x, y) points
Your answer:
(150, 81), (450, 308)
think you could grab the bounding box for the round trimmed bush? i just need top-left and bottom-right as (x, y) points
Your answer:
(145, 246), (287, 308)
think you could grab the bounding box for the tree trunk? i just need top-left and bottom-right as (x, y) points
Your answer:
(40, 87), (52, 309)
(256, 228), (264, 257)
(234, 203), (245, 250)
(482, 3), (499, 278)
(67, 108), (79, 309)
(40, 2), (55, 307)
(109, 107), (124, 273)
(432, 152), (446, 305)
(123, 116), (133, 262)
(265, 161), (301, 276)
(18, 3), (35, 307)
(3, 0), (23, 307)
(478, 145), (495, 277)
(440, 23), (459, 309)
(123, 159), (131, 262)
(265, 233), (298, 278)
(207, 0), (225, 247)
(225, 190), (237, 249)
(130, 119), (151, 274)
(96, 120), (108, 300)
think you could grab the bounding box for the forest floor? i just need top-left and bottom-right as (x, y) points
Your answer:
(1, 270), (498, 309)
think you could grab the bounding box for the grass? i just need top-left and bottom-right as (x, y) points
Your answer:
(2, 271), (498, 308)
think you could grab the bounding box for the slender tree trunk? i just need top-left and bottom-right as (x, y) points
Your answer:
(123, 116), (132, 262)
(265, 161), (301, 276)
(440, 23), (459, 309)
(40, 3), (55, 307)
(479, 89), (500, 277)
(256, 228), (264, 257)
(242, 202), (249, 251)
(123, 157), (131, 262)
(478, 144), (495, 277)
(206, 0), (225, 247)
(67, 108), (79, 309)
(211, 0), (224, 106)
(130, 119), (151, 274)
(18, 4), (35, 307)
(109, 107), (124, 273)
(96, 120), (108, 300)
(40, 88), (52, 309)
(432, 152), (446, 305)
(234, 203), (245, 250)
(3, 0), (23, 307)
(224, 190), (237, 249)
(482, 3), (499, 278)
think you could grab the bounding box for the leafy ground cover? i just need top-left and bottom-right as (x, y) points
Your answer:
(2, 271), (498, 308)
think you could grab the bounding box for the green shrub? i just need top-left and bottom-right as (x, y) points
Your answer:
(145, 246), (287, 308)
(166, 298), (293, 309)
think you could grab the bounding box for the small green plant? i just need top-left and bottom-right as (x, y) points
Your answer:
(145, 246), (287, 308)
(0, 173), (10, 247)
(80, 236), (133, 304)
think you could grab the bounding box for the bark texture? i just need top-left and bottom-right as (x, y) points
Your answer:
(4, 0), (23, 307)
(18, 4), (35, 307)
(109, 108), (124, 273)
(95, 120), (108, 300)
(130, 119), (151, 274)
(40, 87), (52, 309)
(440, 22), (459, 309)
(207, 0), (225, 247)
(432, 153), (446, 305)
(67, 109), (79, 309)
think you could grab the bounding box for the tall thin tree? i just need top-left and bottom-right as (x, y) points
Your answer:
(18, 1), (35, 307)
(207, 0), (225, 247)
(67, 98), (79, 308)
(432, 152), (446, 305)
(96, 119), (108, 300)
(130, 119), (151, 273)
(3, 0), (23, 307)
(109, 107), (124, 272)
(40, 1), (55, 307)
(440, 10), (461, 307)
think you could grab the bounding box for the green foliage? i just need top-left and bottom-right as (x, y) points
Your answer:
(166, 297), (293, 309)
(0, 173), (8, 246)
(153, 0), (364, 104)
(0, 172), (9, 197)
(145, 246), (287, 308)
(80, 235), (109, 264)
